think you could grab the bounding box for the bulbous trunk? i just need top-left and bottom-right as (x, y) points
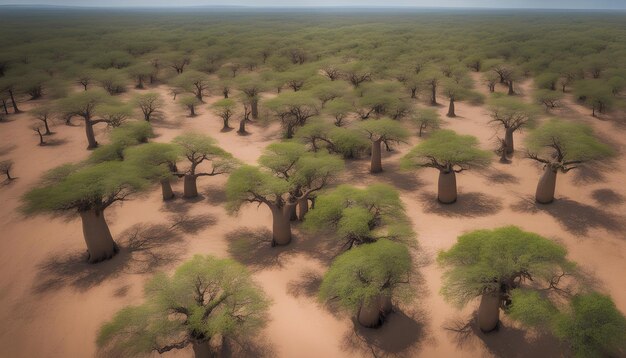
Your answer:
(160, 179), (174, 201)
(430, 85), (437, 105)
(222, 118), (230, 131)
(358, 297), (382, 328)
(189, 105), (196, 117)
(437, 170), (457, 204)
(238, 118), (247, 135)
(80, 209), (118, 263)
(379, 294), (393, 315)
(297, 196), (309, 221)
(535, 166), (558, 204)
(251, 99), (259, 119)
(478, 292), (501, 333)
(447, 98), (456, 117)
(85, 118), (98, 149)
(370, 139), (383, 173)
(508, 80), (515, 95)
(271, 205), (292, 246)
(183, 174), (198, 199)
(504, 128), (514, 154)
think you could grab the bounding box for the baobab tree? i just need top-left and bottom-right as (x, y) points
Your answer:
(304, 184), (414, 250)
(410, 108), (440, 137)
(133, 92), (162, 121)
(236, 74), (266, 119)
(22, 161), (148, 263)
(319, 239), (413, 328)
(179, 95), (200, 117)
(98, 255), (269, 357)
(418, 68), (441, 105)
(211, 98), (237, 131)
(402, 130), (490, 203)
(0, 76), (21, 113)
(574, 80), (614, 117)
(125, 143), (179, 201)
(525, 120), (612, 204)
(173, 133), (235, 199)
(56, 89), (122, 149)
(438, 226), (575, 332)
(358, 119), (409, 173)
(226, 165), (294, 245)
(442, 80), (468, 117)
(172, 70), (211, 101)
(259, 142), (344, 220)
(265, 91), (319, 138)
(488, 97), (539, 155)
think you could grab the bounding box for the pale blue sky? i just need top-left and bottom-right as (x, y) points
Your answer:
(0, 0), (625, 9)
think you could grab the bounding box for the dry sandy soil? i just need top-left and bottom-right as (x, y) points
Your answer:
(0, 77), (625, 358)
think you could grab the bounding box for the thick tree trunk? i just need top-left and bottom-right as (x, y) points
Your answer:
(189, 105), (196, 117)
(251, 99), (259, 119)
(271, 205), (292, 246)
(379, 294), (393, 315)
(222, 118), (230, 131)
(489, 84), (495, 93)
(478, 292), (501, 333)
(447, 98), (456, 117)
(297, 196), (309, 221)
(192, 341), (213, 358)
(9, 89), (20, 113)
(370, 139), (383, 173)
(504, 128), (514, 154)
(507, 81), (515, 95)
(437, 170), (457, 204)
(85, 118), (98, 149)
(237, 119), (247, 135)
(80, 209), (118, 263)
(358, 298), (382, 328)
(161, 179), (175, 201)
(430, 85), (437, 105)
(286, 124), (295, 139)
(183, 174), (199, 198)
(535, 166), (557, 204)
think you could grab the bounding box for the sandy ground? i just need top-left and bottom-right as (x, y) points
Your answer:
(0, 78), (625, 358)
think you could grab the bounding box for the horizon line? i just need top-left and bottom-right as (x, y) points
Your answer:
(1, 4), (625, 11)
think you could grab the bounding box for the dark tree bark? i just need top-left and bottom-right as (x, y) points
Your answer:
(504, 128), (515, 154)
(161, 179), (175, 201)
(447, 98), (456, 117)
(251, 99), (259, 120)
(9, 89), (20, 113)
(84, 117), (98, 149)
(370, 139), (383, 173)
(237, 118), (248, 135)
(507, 81), (515, 96)
(271, 204), (293, 246)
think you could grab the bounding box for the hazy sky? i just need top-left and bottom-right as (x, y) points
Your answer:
(1, 0), (625, 8)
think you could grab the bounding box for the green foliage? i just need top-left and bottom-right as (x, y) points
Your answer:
(574, 80), (615, 114)
(225, 165), (291, 212)
(125, 142), (179, 181)
(327, 127), (370, 158)
(438, 226), (574, 308)
(508, 289), (557, 328)
(553, 293), (626, 358)
(97, 255), (270, 357)
(358, 118), (409, 144)
(409, 108), (441, 136)
(258, 141), (307, 178)
(22, 160), (148, 214)
(56, 88), (113, 118)
(534, 89), (563, 110)
(525, 119), (612, 164)
(304, 184), (414, 247)
(402, 130), (490, 170)
(487, 97), (540, 130)
(89, 121), (154, 163)
(173, 132), (233, 175)
(319, 239), (412, 311)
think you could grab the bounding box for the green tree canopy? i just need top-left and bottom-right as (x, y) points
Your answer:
(98, 255), (270, 357)
(304, 184), (414, 249)
(319, 239), (413, 326)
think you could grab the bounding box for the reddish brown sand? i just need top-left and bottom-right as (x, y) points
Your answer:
(0, 79), (625, 357)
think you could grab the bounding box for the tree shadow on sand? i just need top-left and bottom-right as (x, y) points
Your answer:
(343, 159), (425, 192)
(480, 168), (520, 185)
(418, 192), (503, 218)
(203, 184), (228, 205)
(219, 335), (277, 358)
(444, 314), (569, 357)
(591, 188), (625, 207)
(225, 226), (339, 271)
(286, 268), (323, 298)
(511, 195), (626, 236)
(33, 215), (216, 293)
(341, 309), (431, 357)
